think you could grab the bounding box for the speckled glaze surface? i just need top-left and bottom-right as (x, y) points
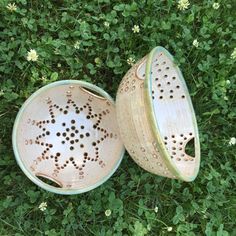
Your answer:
(12, 80), (125, 194)
(116, 46), (200, 181)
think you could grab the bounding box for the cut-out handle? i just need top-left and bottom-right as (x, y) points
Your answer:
(36, 173), (63, 188)
(80, 86), (106, 100)
(136, 57), (147, 80)
(184, 137), (195, 158)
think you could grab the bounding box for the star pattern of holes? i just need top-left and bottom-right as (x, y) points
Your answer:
(26, 96), (115, 178)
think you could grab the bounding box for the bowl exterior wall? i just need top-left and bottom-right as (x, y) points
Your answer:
(116, 57), (175, 178)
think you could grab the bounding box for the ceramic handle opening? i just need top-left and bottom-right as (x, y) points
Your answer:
(184, 137), (195, 158)
(80, 86), (106, 100)
(136, 58), (147, 80)
(36, 173), (63, 188)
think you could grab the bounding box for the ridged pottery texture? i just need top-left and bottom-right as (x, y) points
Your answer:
(116, 46), (200, 181)
(12, 80), (125, 194)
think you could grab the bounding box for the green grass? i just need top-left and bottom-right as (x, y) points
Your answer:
(0, 0), (236, 235)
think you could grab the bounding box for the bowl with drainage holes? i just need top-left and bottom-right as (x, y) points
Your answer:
(116, 46), (200, 181)
(12, 80), (125, 194)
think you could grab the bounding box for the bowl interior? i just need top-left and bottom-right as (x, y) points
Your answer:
(13, 81), (124, 193)
(140, 48), (200, 180)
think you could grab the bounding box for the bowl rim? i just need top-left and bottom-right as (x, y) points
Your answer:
(144, 46), (201, 181)
(12, 80), (125, 195)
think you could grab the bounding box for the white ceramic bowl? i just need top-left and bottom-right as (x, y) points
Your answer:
(116, 47), (200, 181)
(13, 80), (124, 194)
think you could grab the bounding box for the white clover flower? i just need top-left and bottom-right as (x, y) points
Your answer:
(94, 57), (102, 65)
(6, 3), (17, 12)
(40, 76), (46, 81)
(154, 206), (159, 213)
(229, 137), (236, 146)
(127, 57), (135, 66)
(0, 89), (4, 96)
(132, 25), (140, 33)
(38, 202), (47, 211)
(105, 209), (111, 216)
(193, 39), (199, 48)
(167, 226), (173, 232)
(226, 80), (230, 85)
(230, 48), (236, 60)
(104, 21), (110, 28)
(74, 41), (80, 50)
(177, 0), (190, 10)
(54, 48), (60, 55)
(213, 2), (220, 9)
(27, 49), (38, 62)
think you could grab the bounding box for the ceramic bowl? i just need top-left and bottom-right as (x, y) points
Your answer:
(13, 80), (124, 194)
(116, 46), (200, 181)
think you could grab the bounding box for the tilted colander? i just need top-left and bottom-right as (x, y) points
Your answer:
(116, 46), (200, 181)
(12, 80), (125, 194)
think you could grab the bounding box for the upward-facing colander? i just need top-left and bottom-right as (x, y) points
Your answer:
(116, 46), (200, 181)
(12, 80), (124, 194)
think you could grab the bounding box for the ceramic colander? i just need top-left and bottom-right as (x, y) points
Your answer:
(12, 80), (125, 194)
(116, 46), (200, 181)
